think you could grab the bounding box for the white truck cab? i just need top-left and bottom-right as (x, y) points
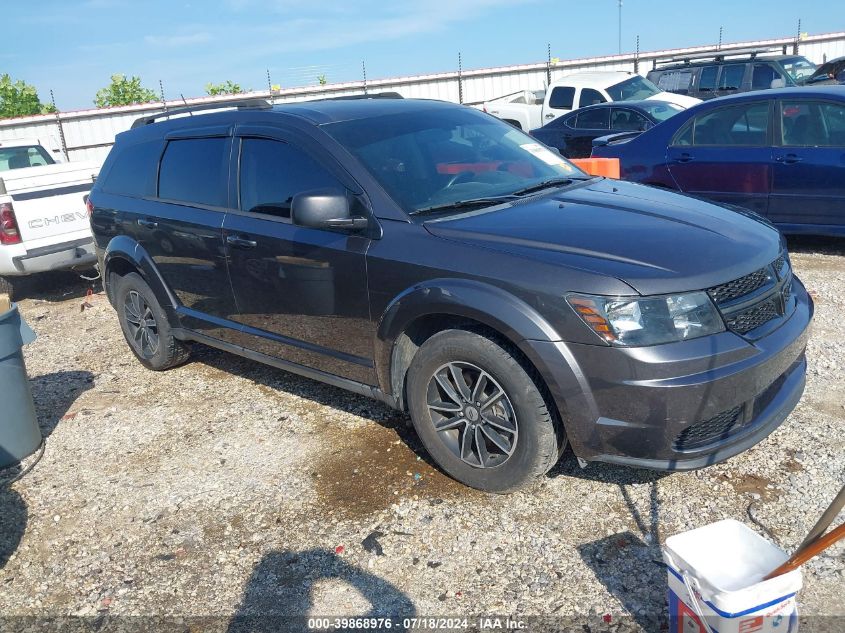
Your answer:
(0, 138), (100, 298)
(483, 71), (701, 131)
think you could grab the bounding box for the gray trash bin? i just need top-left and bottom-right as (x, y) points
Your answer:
(0, 303), (40, 469)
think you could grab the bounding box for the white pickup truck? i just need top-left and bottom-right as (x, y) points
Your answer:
(482, 71), (701, 131)
(0, 138), (100, 299)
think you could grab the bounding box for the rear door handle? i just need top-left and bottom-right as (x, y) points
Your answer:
(776, 154), (803, 164)
(226, 234), (258, 249)
(136, 218), (158, 228)
(676, 152), (694, 163)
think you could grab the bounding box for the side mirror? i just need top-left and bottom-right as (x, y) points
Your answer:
(291, 188), (368, 231)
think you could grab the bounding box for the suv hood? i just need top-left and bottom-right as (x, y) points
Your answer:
(424, 179), (782, 296)
(647, 92), (701, 109)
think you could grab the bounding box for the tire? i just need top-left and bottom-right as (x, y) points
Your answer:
(406, 329), (564, 493)
(0, 276), (15, 301)
(115, 272), (190, 371)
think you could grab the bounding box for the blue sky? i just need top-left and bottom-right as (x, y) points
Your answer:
(5, 0), (840, 111)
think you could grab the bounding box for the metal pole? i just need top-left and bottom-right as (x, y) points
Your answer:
(266, 69), (272, 93)
(634, 35), (640, 74)
(50, 90), (69, 162)
(159, 79), (167, 112)
(718, 26), (723, 50)
(362, 60), (368, 94)
(546, 43), (552, 85)
(618, 0), (623, 54)
(457, 52), (463, 105)
(794, 19), (801, 55)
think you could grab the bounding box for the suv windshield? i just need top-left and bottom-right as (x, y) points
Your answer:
(606, 76), (661, 101)
(0, 145), (55, 171)
(781, 56), (817, 83)
(324, 107), (586, 215)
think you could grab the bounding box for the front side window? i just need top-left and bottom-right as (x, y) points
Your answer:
(239, 138), (342, 219)
(752, 64), (782, 90)
(718, 64), (746, 91)
(605, 75), (660, 101)
(576, 108), (610, 129)
(685, 103), (770, 146)
(325, 107), (585, 215)
(0, 145), (55, 171)
(780, 100), (845, 147)
(158, 137), (229, 207)
(548, 86), (575, 110)
(579, 88), (606, 108)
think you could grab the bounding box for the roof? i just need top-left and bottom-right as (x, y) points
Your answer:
(702, 84), (845, 105)
(270, 96), (457, 125)
(653, 54), (806, 71)
(553, 71), (637, 89)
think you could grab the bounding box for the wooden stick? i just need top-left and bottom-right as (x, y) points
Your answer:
(764, 523), (845, 580)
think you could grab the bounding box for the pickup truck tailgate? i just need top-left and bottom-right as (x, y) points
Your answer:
(2, 162), (99, 243)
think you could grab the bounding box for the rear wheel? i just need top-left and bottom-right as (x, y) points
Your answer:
(115, 272), (190, 370)
(406, 329), (564, 492)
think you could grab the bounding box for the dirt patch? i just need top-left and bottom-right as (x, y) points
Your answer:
(315, 417), (481, 518)
(717, 473), (781, 501)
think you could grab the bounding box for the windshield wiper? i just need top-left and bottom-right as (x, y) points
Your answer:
(410, 195), (519, 216)
(511, 177), (579, 196)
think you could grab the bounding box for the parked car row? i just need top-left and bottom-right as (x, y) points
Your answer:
(591, 85), (845, 236)
(87, 95), (813, 493)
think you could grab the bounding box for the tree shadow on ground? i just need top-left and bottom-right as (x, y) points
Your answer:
(227, 548), (416, 633)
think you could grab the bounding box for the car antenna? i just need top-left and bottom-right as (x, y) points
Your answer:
(180, 94), (192, 115)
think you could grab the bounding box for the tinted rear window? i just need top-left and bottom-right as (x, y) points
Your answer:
(101, 140), (162, 197)
(158, 137), (229, 207)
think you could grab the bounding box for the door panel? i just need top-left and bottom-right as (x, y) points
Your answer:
(667, 101), (772, 216)
(223, 135), (375, 384)
(770, 99), (845, 228)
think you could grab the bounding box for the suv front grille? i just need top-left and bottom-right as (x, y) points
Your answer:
(708, 252), (793, 338)
(674, 406), (743, 450)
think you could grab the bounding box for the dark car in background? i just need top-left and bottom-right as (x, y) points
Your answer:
(805, 56), (845, 85)
(530, 100), (683, 158)
(89, 97), (812, 492)
(592, 86), (845, 236)
(647, 48), (817, 100)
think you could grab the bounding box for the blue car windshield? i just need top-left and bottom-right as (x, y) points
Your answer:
(324, 107), (586, 214)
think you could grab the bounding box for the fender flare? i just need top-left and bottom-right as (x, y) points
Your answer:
(374, 278), (563, 399)
(102, 236), (180, 323)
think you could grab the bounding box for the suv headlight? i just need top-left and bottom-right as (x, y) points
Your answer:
(567, 292), (724, 346)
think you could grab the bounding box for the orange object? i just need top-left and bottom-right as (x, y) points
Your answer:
(570, 158), (620, 179)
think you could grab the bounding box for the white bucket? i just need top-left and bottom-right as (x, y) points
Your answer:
(663, 519), (803, 633)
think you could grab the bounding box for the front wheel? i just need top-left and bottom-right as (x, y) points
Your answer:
(406, 329), (564, 493)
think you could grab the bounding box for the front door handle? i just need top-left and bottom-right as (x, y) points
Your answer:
(137, 218), (158, 228)
(545, 113), (555, 119)
(776, 154), (803, 164)
(676, 152), (694, 163)
(226, 234), (258, 249)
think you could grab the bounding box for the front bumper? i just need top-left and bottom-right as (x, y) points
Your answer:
(529, 277), (813, 470)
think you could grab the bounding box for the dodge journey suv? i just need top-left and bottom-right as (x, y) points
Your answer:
(89, 96), (812, 492)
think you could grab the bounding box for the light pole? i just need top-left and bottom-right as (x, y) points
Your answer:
(618, 0), (623, 54)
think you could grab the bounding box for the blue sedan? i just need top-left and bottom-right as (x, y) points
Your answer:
(530, 100), (683, 158)
(591, 86), (845, 236)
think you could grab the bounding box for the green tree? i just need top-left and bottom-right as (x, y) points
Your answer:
(205, 80), (246, 96)
(94, 74), (157, 108)
(317, 74), (327, 86)
(0, 74), (54, 118)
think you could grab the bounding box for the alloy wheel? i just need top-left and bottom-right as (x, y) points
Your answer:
(426, 361), (518, 468)
(124, 290), (160, 359)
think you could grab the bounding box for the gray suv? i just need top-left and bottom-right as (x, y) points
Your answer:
(89, 97), (813, 492)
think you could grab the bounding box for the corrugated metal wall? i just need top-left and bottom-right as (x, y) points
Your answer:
(2, 30), (843, 165)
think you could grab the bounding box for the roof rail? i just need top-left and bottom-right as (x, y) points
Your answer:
(130, 98), (273, 129)
(652, 45), (790, 69)
(320, 91), (404, 101)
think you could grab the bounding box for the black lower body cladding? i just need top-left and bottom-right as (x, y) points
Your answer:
(527, 276), (814, 470)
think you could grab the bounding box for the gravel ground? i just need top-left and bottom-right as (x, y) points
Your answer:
(0, 237), (843, 632)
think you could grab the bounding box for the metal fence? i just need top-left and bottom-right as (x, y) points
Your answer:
(2, 30), (844, 165)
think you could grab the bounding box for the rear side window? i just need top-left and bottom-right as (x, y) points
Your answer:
(685, 102), (770, 146)
(548, 87), (575, 110)
(158, 137), (229, 207)
(780, 100), (845, 147)
(579, 88), (606, 108)
(239, 138), (342, 219)
(575, 108), (610, 129)
(719, 64), (746, 91)
(698, 66), (719, 92)
(101, 140), (162, 197)
(655, 71), (693, 92)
